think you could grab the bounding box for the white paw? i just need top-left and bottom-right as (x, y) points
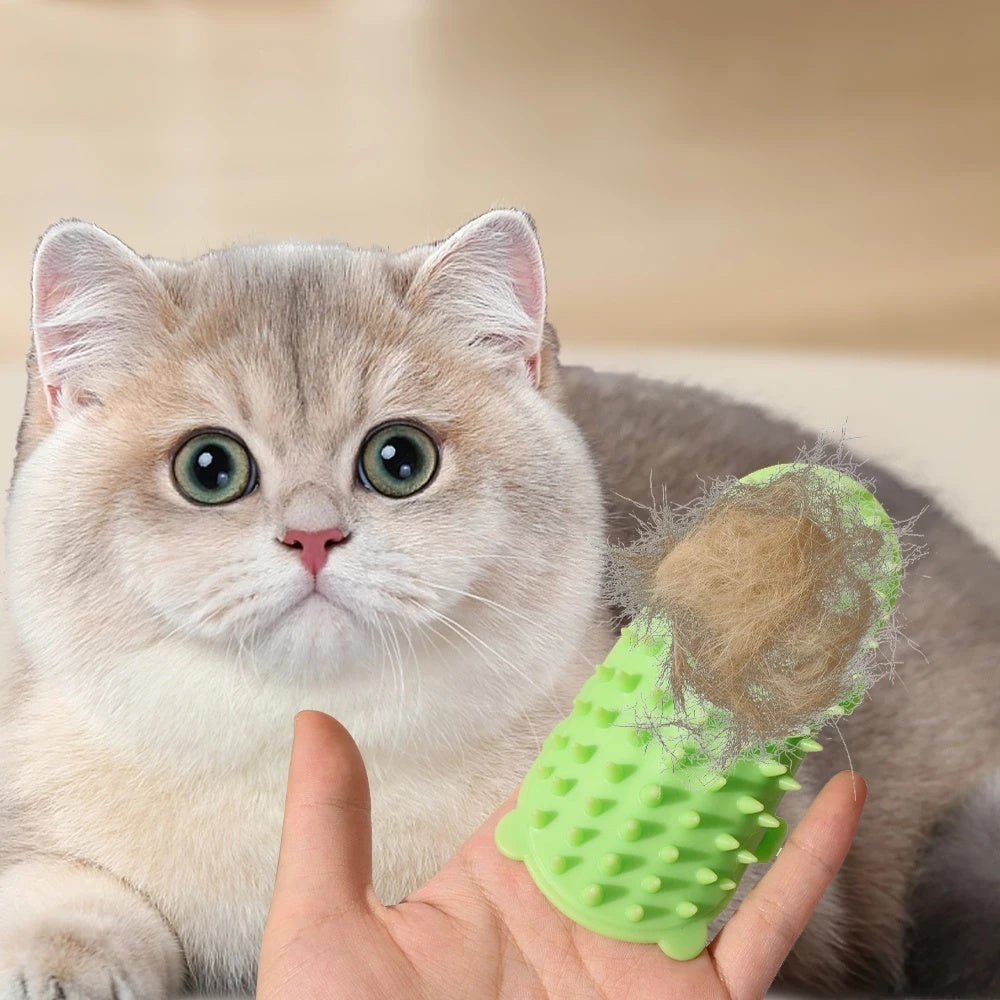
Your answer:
(0, 926), (141, 1000)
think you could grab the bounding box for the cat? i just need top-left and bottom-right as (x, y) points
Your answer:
(0, 210), (997, 999)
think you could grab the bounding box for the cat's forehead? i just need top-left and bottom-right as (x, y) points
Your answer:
(146, 243), (462, 452)
(163, 242), (415, 344)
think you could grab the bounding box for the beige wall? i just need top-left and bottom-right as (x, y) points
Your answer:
(2, 0), (998, 363)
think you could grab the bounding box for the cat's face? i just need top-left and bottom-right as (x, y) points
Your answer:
(6, 212), (605, 697)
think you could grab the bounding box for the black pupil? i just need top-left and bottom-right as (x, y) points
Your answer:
(379, 436), (421, 481)
(191, 444), (233, 491)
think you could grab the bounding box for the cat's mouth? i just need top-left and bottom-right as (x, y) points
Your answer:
(302, 591), (331, 607)
(291, 588), (352, 617)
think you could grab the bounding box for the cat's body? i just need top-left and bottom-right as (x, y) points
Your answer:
(0, 212), (997, 998)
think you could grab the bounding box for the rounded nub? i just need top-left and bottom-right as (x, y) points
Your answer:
(614, 668), (642, 692)
(605, 762), (627, 784)
(678, 810), (701, 829)
(640, 783), (664, 807)
(620, 819), (643, 842)
(600, 853), (623, 876)
(593, 706), (619, 728)
(551, 776), (574, 797)
(758, 760), (789, 777)
(530, 809), (555, 829)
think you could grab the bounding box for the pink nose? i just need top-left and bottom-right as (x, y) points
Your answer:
(280, 528), (348, 576)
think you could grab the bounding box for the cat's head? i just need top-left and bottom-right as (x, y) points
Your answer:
(6, 210), (605, 696)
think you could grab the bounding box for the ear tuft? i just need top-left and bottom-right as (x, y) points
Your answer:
(32, 221), (169, 417)
(407, 209), (547, 384)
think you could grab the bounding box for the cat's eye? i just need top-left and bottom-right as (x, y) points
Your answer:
(172, 431), (257, 506)
(358, 422), (438, 498)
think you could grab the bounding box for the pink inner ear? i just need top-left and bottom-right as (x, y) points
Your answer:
(510, 249), (545, 329)
(509, 246), (544, 385)
(32, 230), (96, 405)
(34, 266), (86, 415)
(33, 269), (76, 373)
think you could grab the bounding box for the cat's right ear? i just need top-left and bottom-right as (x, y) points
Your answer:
(31, 221), (172, 418)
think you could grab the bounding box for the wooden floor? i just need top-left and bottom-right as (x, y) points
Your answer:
(1, 0), (999, 362)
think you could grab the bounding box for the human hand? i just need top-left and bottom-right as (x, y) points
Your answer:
(257, 711), (865, 1000)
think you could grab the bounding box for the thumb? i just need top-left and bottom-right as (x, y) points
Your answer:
(265, 710), (374, 930)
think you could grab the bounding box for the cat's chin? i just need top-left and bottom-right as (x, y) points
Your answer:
(247, 592), (374, 680)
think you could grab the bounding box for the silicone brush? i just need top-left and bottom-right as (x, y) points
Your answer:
(495, 463), (903, 960)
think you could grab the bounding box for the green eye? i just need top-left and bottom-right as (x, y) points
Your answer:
(172, 431), (257, 505)
(358, 423), (438, 498)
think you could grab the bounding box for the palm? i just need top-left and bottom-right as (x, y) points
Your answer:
(395, 816), (728, 999)
(258, 713), (863, 1000)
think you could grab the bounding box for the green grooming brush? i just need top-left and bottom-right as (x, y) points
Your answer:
(495, 462), (904, 960)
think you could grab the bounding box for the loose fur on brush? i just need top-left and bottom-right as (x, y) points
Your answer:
(608, 453), (922, 773)
(0, 213), (998, 999)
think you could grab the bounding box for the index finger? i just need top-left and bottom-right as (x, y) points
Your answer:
(709, 771), (866, 1000)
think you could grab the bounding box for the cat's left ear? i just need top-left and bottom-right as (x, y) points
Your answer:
(31, 221), (172, 418)
(407, 209), (546, 385)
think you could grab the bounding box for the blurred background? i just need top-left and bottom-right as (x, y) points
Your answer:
(2, 0), (999, 360)
(0, 0), (998, 552)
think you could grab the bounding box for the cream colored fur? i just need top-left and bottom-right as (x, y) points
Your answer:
(0, 211), (611, 997)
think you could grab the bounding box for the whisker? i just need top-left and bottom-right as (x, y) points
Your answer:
(418, 581), (537, 627)
(420, 605), (561, 717)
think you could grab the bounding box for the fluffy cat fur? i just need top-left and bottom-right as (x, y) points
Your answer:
(1, 211), (997, 999)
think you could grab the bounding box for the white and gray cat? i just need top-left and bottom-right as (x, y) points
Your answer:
(0, 210), (996, 999)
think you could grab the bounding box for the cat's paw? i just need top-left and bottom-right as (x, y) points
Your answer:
(0, 860), (182, 1000)
(0, 925), (145, 1000)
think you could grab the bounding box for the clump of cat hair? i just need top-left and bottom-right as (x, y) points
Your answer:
(606, 440), (923, 773)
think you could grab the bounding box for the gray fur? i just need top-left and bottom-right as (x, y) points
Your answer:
(906, 768), (1000, 997)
